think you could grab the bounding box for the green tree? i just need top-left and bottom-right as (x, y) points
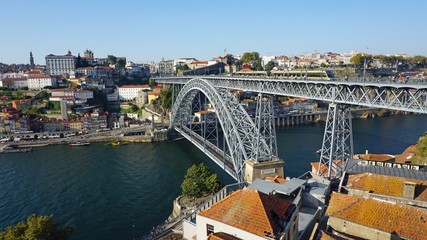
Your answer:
(160, 88), (172, 110)
(34, 91), (50, 102)
(116, 58), (126, 69)
(107, 55), (117, 65)
(413, 135), (427, 165)
(264, 61), (278, 72)
(181, 163), (222, 199)
(350, 54), (372, 68)
(148, 78), (156, 87)
(224, 54), (234, 65)
(411, 55), (427, 68)
(241, 52), (263, 70)
(0, 214), (73, 240)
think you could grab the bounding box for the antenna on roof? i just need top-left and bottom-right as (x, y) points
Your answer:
(224, 47), (227, 57)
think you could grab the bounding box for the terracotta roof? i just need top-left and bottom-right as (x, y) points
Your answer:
(198, 188), (293, 238)
(208, 232), (240, 240)
(2, 77), (27, 82)
(345, 172), (427, 202)
(265, 175), (288, 184)
(395, 145), (417, 163)
(356, 153), (394, 161)
(326, 193), (427, 240)
(311, 160), (342, 176)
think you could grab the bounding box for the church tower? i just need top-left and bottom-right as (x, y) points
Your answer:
(30, 51), (35, 66)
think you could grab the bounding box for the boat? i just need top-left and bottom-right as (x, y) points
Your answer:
(0, 144), (32, 153)
(109, 141), (128, 146)
(69, 142), (90, 146)
(316, 149), (322, 154)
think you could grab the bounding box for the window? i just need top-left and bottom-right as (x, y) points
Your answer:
(206, 224), (214, 236)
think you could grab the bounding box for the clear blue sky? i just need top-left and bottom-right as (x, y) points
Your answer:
(1, 0), (426, 64)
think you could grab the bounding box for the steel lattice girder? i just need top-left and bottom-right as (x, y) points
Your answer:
(157, 77), (427, 113)
(318, 104), (354, 178)
(170, 78), (274, 181)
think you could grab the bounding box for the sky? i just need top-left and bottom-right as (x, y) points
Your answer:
(1, 0), (426, 64)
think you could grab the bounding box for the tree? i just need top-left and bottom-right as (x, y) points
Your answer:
(160, 88), (172, 110)
(413, 135), (427, 165)
(148, 78), (156, 87)
(107, 55), (117, 65)
(0, 214), (73, 240)
(181, 163), (222, 199)
(224, 54), (234, 65)
(350, 53), (372, 68)
(241, 52), (263, 70)
(116, 58), (126, 69)
(264, 61), (278, 72)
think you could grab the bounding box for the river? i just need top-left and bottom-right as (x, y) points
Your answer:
(0, 115), (426, 239)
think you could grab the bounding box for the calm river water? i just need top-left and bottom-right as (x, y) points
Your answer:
(0, 115), (426, 239)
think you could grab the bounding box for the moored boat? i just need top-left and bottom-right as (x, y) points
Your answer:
(110, 141), (128, 146)
(69, 142), (90, 146)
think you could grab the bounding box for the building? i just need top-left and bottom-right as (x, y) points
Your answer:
(0, 78), (28, 89)
(11, 100), (31, 111)
(148, 92), (160, 104)
(74, 90), (94, 99)
(118, 85), (151, 101)
(325, 193), (427, 240)
(49, 89), (93, 105)
(27, 75), (57, 90)
(45, 50), (77, 76)
(195, 187), (298, 240)
(157, 59), (175, 76)
(29, 51), (35, 66)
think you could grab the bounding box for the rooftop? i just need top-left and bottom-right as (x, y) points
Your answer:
(346, 159), (427, 180)
(198, 188), (293, 238)
(326, 193), (427, 240)
(344, 172), (427, 202)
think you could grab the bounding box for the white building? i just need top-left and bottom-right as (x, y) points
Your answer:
(118, 85), (151, 101)
(262, 55), (277, 67)
(27, 75), (57, 90)
(49, 89), (93, 104)
(45, 50), (77, 76)
(186, 187), (298, 240)
(0, 78), (28, 89)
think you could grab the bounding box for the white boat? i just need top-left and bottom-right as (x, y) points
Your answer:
(69, 142), (90, 146)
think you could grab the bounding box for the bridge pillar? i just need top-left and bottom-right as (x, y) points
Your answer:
(244, 158), (284, 183)
(317, 103), (354, 179)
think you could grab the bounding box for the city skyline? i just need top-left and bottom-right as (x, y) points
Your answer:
(1, 0), (426, 64)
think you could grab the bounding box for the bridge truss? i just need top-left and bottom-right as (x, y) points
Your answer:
(158, 76), (427, 180)
(158, 76), (427, 113)
(170, 78), (277, 181)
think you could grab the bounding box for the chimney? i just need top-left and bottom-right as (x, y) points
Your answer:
(402, 181), (416, 200)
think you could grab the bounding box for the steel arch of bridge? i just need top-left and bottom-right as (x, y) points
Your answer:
(170, 78), (275, 181)
(157, 76), (427, 113)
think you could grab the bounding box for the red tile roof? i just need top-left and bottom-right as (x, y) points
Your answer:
(326, 193), (427, 240)
(265, 175), (288, 184)
(198, 188), (293, 238)
(345, 173), (427, 202)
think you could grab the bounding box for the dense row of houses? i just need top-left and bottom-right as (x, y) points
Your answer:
(0, 106), (122, 134)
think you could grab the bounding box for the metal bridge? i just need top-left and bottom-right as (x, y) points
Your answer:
(156, 76), (427, 181)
